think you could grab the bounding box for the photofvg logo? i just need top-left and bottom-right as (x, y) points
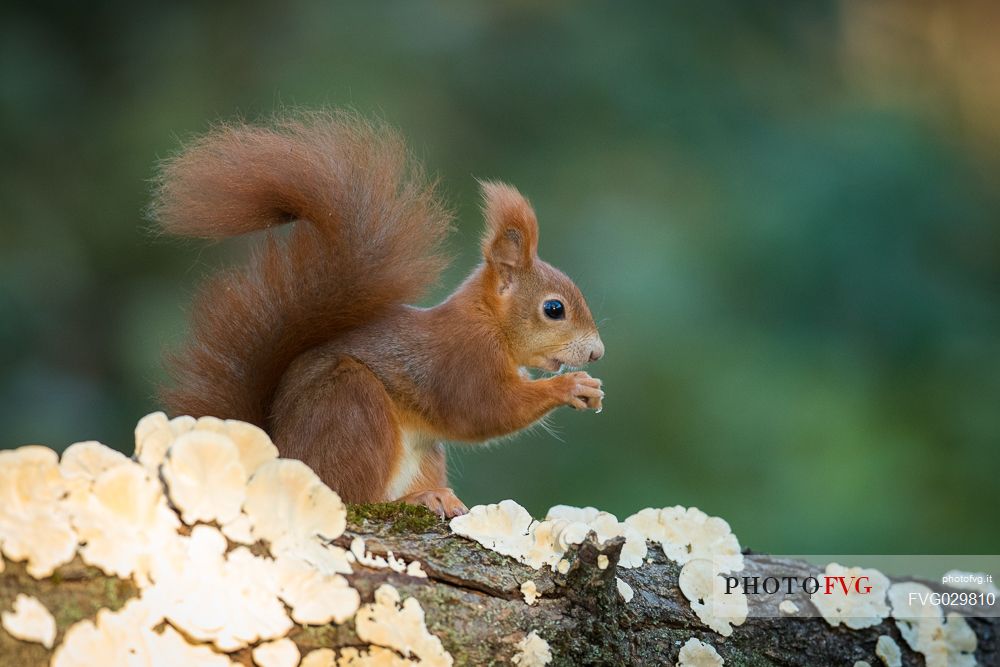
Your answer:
(943, 571), (994, 590)
(723, 571), (876, 597)
(703, 556), (999, 621)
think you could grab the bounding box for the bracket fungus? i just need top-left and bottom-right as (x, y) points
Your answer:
(450, 500), (621, 570)
(300, 648), (336, 667)
(5, 410), (992, 666)
(510, 630), (553, 667)
(451, 501), (754, 632)
(71, 460), (180, 582)
(448, 500), (536, 562)
(51, 599), (157, 667)
(136, 413), (278, 473)
(447, 500), (574, 570)
(154, 625), (237, 667)
(134, 411), (195, 471)
(190, 415), (279, 475)
(450, 500), (648, 571)
(543, 505), (647, 568)
(0, 446), (78, 578)
(522, 517), (583, 569)
(2, 413), (463, 666)
(274, 554), (361, 625)
(244, 459), (351, 575)
(252, 638), (301, 667)
(59, 441), (130, 500)
(139, 412), (279, 529)
(1, 593), (56, 649)
(875, 634), (902, 667)
(678, 558), (748, 637)
(337, 646), (424, 666)
(616, 577), (634, 603)
(221, 512), (255, 545)
(162, 430), (249, 526)
(888, 582), (977, 667)
(809, 563), (890, 630)
(778, 600), (799, 615)
(348, 537), (427, 578)
(624, 506), (743, 574)
(51, 597), (233, 667)
(354, 584), (453, 667)
(521, 580), (540, 605)
(676, 637), (724, 667)
(144, 525), (293, 651)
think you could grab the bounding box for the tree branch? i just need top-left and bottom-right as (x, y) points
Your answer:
(2, 505), (997, 666)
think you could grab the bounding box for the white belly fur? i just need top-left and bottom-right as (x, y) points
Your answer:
(385, 429), (429, 500)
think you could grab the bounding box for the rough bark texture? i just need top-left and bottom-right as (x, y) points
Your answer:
(1, 503), (997, 666)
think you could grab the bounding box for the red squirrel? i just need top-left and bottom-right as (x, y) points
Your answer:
(153, 112), (604, 517)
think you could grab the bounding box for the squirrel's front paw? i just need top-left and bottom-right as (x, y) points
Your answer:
(557, 371), (604, 411)
(398, 487), (469, 519)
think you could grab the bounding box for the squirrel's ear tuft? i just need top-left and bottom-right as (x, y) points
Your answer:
(479, 181), (538, 284)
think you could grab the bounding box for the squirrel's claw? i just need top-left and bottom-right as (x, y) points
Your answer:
(398, 487), (469, 519)
(559, 371), (604, 411)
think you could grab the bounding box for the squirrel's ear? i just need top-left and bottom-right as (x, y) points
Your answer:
(480, 181), (538, 290)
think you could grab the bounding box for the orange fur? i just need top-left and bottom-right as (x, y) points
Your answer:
(154, 112), (604, 517)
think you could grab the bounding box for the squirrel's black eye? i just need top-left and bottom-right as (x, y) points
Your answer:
(543, 299), (565, 320)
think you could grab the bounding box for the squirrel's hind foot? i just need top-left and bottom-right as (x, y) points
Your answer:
(397, 487), (469, 519)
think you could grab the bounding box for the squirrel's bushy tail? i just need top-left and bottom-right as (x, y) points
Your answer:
(152, 111), (451, 425)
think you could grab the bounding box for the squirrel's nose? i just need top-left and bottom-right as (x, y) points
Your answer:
(589, 338), (605, 362)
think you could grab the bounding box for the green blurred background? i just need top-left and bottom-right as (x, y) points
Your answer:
(2, 1), (998, 554)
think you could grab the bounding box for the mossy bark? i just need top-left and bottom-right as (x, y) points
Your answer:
(2, 503), (997, 666)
